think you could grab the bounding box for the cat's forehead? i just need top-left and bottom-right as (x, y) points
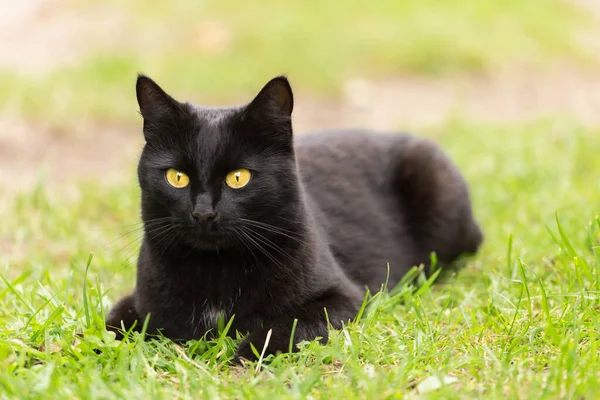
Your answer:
(178, 104), (247, 166)
(191, 105), (240, 126)
(185, 105), (238, 147)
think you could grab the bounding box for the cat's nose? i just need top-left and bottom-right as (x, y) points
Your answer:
(191, 210), (218, 226)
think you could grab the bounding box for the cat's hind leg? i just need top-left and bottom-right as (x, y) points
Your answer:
(393, 137), (483, 272)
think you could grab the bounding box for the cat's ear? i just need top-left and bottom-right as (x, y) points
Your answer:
(247, 76), (294, 118)
(136, 74), (181, 121)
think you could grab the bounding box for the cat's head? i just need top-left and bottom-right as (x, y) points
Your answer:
(136, 75), (301, 252)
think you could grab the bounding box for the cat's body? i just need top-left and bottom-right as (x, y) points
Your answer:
(296, 130), (481, 288)
(106, 76), (482, 361)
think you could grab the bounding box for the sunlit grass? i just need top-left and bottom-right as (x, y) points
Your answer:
(1, 119), (599, 398)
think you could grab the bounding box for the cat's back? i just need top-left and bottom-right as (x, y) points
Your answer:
(295, 129), (412, 195)
(295, 129), (406, 166)
(295, 130), (418, 288)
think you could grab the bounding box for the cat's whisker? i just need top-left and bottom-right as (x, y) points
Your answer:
(240, 226), (296, 264)
(100, 217), (175, 253)
(107, 220), (179, 274)
(240, 221), (303, 239)
(149, 232), (174, 261)
(234, 229), (272, 288)
(232, 230), (261, 266)
(239, 219), (308, 245)
(107, 235), (144, 261)
(239, 218), (303, 237)
(151, 225), (181, 261)
(239, 228), (281, 266)
(145, 221), (177, 238)
(109, 221), (173, 260)
(100, 226), (146, 251)
(148, 223), (177, 247)
(237, 227), (287, 271)
(103, 216), (173, 233)
(106, 238), (145, 275)
(106, 224), (174, 272)
(90, 222), (144, 232)
(105, 230), (154, 273)
(110, 248), (142, 275)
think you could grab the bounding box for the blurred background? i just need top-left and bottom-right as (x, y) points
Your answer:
(1, 0), (600, 275)
(1, 0), (600, 193)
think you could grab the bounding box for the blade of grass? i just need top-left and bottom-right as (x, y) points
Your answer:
(82, 253), (94, 329)
(288, 318), (298, 354)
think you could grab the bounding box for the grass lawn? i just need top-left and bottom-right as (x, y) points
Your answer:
(1, 118), (599, 398)
(1, 0), (600, 398)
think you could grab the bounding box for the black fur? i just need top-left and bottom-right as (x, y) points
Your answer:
(106, 75), (483, 361)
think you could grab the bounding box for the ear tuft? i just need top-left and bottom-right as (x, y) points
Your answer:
(136, 74), (180, 119)
(248, 76), (294, 117)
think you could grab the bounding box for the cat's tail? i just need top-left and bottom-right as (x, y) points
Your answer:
(392, 136), (483, 270)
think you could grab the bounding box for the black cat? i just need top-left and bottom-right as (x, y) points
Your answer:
(106, 75), (483, 361)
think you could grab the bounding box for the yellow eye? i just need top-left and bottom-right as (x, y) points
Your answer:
(165, 168), (190, 188)
(225, 169), (251, 189)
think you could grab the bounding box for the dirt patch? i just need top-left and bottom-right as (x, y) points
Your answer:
(0, 118), (141, 195)
(0, 0), (128, 74)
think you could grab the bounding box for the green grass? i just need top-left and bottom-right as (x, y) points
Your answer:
(1, 119), (599, 398)
(0, 0), (594, 125)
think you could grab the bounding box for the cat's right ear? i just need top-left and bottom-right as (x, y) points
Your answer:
(136, 74), (182, 122)
(245, 76), (294, 120)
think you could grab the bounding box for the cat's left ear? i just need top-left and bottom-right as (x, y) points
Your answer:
(246, 76), (294, 118)
(136, 74), (182, 121)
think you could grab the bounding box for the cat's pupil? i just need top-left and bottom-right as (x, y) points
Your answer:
(177, 173), (181, 182)
(235, 172), (240, 182)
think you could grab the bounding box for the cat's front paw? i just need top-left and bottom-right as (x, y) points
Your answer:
(233, 343), (257, 364)
(105, 294), (139, 340)
(233, 328), (289, 363)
